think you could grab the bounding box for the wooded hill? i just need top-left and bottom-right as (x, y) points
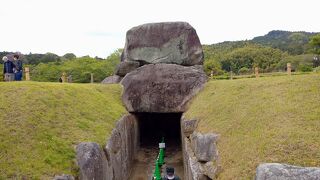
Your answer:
(203, 30), (320, 76)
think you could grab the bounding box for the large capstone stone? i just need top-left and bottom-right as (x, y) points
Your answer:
(76, 142), (107, 180)
(121, 64), (207, 113)
(255, 163), (320, 180)
(121, 22), (203, 66)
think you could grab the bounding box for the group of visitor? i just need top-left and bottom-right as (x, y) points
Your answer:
(2, 54), (23, 82)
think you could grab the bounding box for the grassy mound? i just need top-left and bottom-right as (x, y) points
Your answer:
(185, 73), (320, 179)
(0, 82), (126, 179)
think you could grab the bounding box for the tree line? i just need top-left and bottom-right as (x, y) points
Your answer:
(203, 31), (320, 76)
(1, 31), (320, 82)
(1, 50), (121, 82)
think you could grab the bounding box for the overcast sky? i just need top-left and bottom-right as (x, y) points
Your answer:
(1, 0), (319, 57)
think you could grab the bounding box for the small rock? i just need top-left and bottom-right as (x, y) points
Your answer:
(255, 163), (320, 180)
(191, 132), (219, 162)
(115, 61), (140, 77)
(182, 119), (198, 137)
(101, 75), (122, 84)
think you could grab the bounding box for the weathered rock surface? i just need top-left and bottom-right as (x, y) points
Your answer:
(191, 132), (219, 162)
(182, 135), (220, 180)
(121, 64), (207, 113)
(101, 75), (122, 84)
(76, 142), (107, 180)
(121, 22), (203, 66)
(201, 161), (220, 179)
(53, 174), (75, 180)
(255, 163), (320, 180)
(183, 137), (204, 180)
(104, 114), (139, 180)
(76, 115), (139, 180)
(182, 118), (199, 137)
(115, 61), (140, 77)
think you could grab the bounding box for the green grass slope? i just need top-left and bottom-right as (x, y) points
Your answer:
(0, 82), (126, 179)
(185, 73), (320, 179)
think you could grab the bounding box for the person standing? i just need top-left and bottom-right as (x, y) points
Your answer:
(2, 56), (15, 81)
(162, 167), (180, 180)
(13, 54), (23, 81)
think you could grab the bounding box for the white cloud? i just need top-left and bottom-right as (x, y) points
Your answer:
(0, 0), (319, 57)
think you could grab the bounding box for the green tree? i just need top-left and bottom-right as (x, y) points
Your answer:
(309, 34), (320, 67)
(30, 50), (121, 83)
(219, 44), (284, 73)
(238, 67), (250, 74)
(309, 34), (320, 55)
(204, 58), (224, 76)
(62, 53), (76, 60)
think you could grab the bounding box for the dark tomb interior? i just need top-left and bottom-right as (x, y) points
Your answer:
(135, 113), (182, 148)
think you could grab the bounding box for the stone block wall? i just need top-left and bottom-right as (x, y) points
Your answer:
(76, 114), (139, 180)
(181, 118), (221, 180)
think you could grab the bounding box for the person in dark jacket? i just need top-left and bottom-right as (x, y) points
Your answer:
(162, 167), (180, 180)
(13, 54), (23, 81)
(2, 56), (15, 81)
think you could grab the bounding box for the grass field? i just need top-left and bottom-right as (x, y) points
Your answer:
(185, 73), (320, 179)
(0, 82), (126, 179)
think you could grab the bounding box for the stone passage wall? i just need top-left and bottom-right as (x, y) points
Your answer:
(181, 118), (220, 180)
(104, 114), (139, 180)
(76, 114), (139, 180)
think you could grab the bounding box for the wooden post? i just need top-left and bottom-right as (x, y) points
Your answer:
(255, 67), (259, 78)
(62, 72), (67, 83)
(210, 70), (213, 78)
(287, 63), (291, 75)
(67, 75), (72, 83)
(230, 71), (233, 80)
(25, 67), (30, 81)
(91, 73), (94, 83)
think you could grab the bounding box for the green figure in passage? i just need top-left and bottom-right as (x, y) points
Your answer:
(162, 167), (180, 180)
(152, 161), (161, 180)
(158, 148), (165, 166)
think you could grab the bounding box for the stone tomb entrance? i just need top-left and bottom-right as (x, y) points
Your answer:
(76, 22), (210, 180)
(130, 113), (184, 180)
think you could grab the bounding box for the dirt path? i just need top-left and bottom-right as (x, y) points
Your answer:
(130, 145), (184, 180)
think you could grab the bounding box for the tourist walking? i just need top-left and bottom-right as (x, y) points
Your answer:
(13, 54), (23, 81)
(2, 56), (15, 82)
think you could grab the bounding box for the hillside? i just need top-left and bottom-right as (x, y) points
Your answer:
(202, 31), (319, 76)
(0, 82), (126, 179)
(252, 30), (317, 55)
(203, 30), (317, 56)
(185, 73), (320, 179)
